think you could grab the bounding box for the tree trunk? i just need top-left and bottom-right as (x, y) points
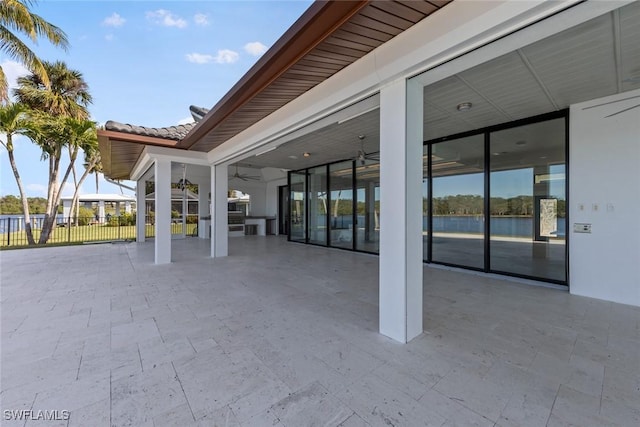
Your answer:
(39, 147), (78, 244)
(70, 159), (98, 227)
(39, 149), (64, 244)
(6, 135), (36, 245)
(68, 145), (78, 221)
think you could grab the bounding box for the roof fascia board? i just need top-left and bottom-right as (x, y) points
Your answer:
(130, 146), (209, 181)
(206, 0), (625, 167)
(180, 0), (369, 150)
(97, 129), (182, 148)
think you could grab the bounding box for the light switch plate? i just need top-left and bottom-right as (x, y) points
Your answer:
(574, 223), (591, 233)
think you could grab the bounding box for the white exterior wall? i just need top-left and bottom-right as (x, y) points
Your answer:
(569, 90), (640, 307)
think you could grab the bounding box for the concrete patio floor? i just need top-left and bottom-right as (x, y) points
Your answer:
(1, 237), (639, 426)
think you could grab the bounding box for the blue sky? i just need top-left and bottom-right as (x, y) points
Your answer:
(0, 0), (312, 198)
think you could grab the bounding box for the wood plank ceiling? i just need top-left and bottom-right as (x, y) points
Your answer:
(180, 0), (451, 152)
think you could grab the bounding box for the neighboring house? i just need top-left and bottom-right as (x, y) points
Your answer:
(97, 1), (640, 342)
(60, 193), (135, 223)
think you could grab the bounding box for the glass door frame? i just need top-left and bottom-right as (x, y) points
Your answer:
(287, 158), (380, 255)
(423, 109), (569, 285)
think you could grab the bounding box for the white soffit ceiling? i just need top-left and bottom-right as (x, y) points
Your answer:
(424, 2), (640, 141)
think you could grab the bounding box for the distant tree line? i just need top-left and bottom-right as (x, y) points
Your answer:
(313, 194), (565, 218)
(430, 194), (565, 217)
(0, 195), (59, 214)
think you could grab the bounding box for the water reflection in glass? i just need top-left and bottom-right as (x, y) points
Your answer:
(489, 118), (566, 281)
(431, 134), (485, 269)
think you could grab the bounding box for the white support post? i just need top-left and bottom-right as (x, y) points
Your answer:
(98, 201), (105, 223)
(136, 180), (146, 243)
(211, 164), (228, 257)
(198, 178), (211, 239)
(379, 78), (424, 343)
(62, 200), (71, 220)
(125, 201), (132, 214)
(115, 202), (121, 216)
(155, 159), (172, 264)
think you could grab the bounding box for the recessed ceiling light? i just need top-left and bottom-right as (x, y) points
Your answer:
(456, 102), (472, 112)
(288, 155), (298, 159)
(303, 152), (311, 158)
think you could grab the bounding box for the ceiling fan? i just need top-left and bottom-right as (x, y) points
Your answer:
(230, 164), (261, 181)
(354, 134), (380, 165)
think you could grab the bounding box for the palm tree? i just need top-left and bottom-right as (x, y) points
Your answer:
(65, 119), (99, 224)
(14, 60), (91, 118)
(0, 0), (69, 103)
(13, 61), (92, 243)
(0, 102), (36, 244)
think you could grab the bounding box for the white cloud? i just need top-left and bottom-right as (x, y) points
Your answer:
(103, 12), (125, 27)
(213, 49), (239, 64)
(177, 117), (195, 125)
(105, 34), (114, 41)
(194, 13), (209, 26)
(186, 50), (239, 65)
(1, 60), (29, 93)
(186, 53), (214, 64)
(244, 41), (268, 56)
(146, 9), (187, 28)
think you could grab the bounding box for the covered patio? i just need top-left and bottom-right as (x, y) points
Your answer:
(1, 238), (638, 426)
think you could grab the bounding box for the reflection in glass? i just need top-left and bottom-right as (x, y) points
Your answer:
(289, 172), (306, 242)
(489, 118), (566, 281)
(431, 134), (485, 269)
(355, 160), (380, 253)
(330, 161), (354, 249)
(308, 166), (327, 245)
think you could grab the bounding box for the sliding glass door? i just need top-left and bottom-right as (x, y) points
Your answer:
(430, 134), (485, 269)
(330, 161), (354, 249)
(424, 112), (568, 284)
(355, 160), (380, 253)
(289, 172), (306, 242)
(489, 118), (566, 281)
(308, 166), (327, 245)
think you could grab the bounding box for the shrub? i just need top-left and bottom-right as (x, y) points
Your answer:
(106, 212), (136, 227)
(77, 207), (95, 226)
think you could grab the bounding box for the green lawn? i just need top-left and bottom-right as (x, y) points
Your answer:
(0, 223), (197, 249)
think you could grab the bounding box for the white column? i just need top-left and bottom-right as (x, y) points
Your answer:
(155, 159), (172, 264)
(115, 202), (121, 216)
(125, 201), (132, 214)
(211, 164), (228, 257)
(136, 180), (145, 243)
(62, 200), (71, 220)
(379, 78), (423, 343)
(198, 178), (211, 239)
(98, 201), (105, 223)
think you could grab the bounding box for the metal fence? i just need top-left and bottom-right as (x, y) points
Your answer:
(0, 215), (199, 248)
